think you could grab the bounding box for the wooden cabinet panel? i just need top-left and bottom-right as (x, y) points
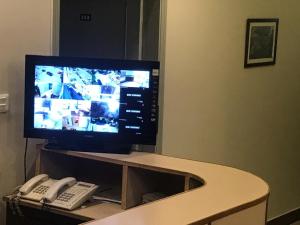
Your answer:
(212, 201), (267, 225)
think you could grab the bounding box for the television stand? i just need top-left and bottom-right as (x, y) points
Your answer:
(45, 139), (132, 154)
(4, 145), (269, 225)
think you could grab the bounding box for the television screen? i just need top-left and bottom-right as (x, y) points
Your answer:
(24, 55), (159, 153)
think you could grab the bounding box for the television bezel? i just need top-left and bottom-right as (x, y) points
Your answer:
(24, 55), (159, 152)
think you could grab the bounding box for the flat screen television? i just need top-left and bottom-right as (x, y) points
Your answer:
(24, 55), (159, 154)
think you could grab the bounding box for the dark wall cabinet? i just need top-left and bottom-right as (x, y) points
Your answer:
(59, 0), (159, 60)
(60, 0), (129, 59)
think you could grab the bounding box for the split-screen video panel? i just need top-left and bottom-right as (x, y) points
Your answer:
(34, 65), (149, 133)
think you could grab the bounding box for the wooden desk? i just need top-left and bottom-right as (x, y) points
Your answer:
(67, 151), (269, 225)
(6, 148), (269, 225)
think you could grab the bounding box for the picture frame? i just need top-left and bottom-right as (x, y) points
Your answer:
(244, 18), (279, 68)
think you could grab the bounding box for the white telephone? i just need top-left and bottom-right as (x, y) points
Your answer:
(18, 174), (98, 210)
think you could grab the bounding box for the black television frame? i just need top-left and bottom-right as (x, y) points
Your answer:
(24, 55), (159, 153)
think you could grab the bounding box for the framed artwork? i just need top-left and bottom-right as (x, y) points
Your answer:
(244, 18), (279, 68)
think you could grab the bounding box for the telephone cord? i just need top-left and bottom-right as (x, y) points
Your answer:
(24, 138), (28, 182)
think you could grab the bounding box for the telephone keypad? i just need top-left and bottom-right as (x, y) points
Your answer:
(33, 185), (49, 195)
(57, 193), (75, 202)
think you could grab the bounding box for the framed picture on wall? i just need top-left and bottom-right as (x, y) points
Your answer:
(244, 18), (279, 68)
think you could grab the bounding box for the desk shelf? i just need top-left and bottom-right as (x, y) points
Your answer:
(31, 146), (203, 220)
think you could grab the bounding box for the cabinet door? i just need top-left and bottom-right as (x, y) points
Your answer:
(212, 201), (267, 225)
(6, 203), (85, 225)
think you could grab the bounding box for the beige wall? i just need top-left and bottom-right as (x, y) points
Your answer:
(0, 0), (52, 224)
(160, 0), (300, 219)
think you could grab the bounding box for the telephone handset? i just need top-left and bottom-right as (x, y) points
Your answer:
(42, 177), (76, 202)
(18, 174), (98, 210)
(19, 174), (49, 195)
(18, 174), (57, 202)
